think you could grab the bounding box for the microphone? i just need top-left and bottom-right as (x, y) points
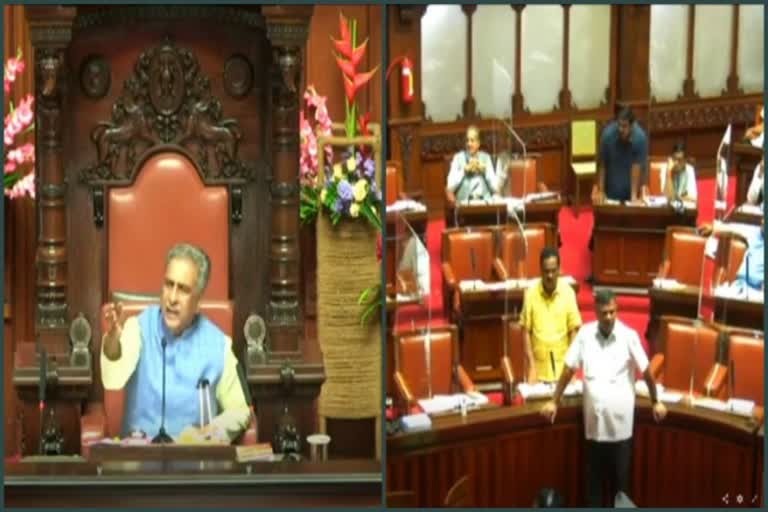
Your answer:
(549, 350), (557, 383)
(236, 362), (259, 433)
(152, 338), (174, 444)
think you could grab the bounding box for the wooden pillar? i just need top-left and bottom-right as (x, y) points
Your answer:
(726, 4), (741, 95)
(681, 5), (696, 99)
(511, 5), (525, 116)
(461, 4), (477, 119)
(27, 7), (76, 352)
(263, 7), (313, 357)
(558, 4), (572, 111)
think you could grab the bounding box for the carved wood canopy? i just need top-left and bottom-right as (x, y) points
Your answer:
(79, 38), (256, 185)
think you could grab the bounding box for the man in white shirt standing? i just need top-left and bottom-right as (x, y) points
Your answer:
(540, 289), (667, 507)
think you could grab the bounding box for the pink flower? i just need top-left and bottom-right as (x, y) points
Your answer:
(5, 171), (35, 200)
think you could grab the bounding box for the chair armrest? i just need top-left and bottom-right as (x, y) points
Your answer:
(657, 260), (670, 279)
(81, 404), (106, 459)
(236, 406), (258, 446)
(442, 262), (458, 290)
(456, 365), (476, 393)
(445, 189), (456, 206)
(704, 363), (728, 397)
(713, 268), (726, 288)
(649, 353), (664, 382)
(493, 258), (509, 281)
(500, 356), (514, 385)
(394, 371), (416, 410)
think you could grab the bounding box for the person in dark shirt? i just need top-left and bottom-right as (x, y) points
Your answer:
(593, 107), (649, 203)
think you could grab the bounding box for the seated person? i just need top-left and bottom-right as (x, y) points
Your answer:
(660, 142), (697, 202)
(593, 107), (649, 203)
(446, 125), (498, 201)
(101, 243), (250, 442)
(700, 218), (764, 293)
(744, 105), (764, 143)
(746, 156), (764, 207)
(521, 248), (581, 383)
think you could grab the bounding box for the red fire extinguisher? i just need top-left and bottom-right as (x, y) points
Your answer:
(386, 55), (414, 104)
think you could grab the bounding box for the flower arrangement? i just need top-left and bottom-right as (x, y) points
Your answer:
(4, 49), (36, 199)
(299, 13), (381, 231)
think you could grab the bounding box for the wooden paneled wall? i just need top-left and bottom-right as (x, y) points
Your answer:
(387, 4), (762, 214)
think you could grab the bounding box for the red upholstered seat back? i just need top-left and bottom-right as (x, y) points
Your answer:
(386, 161), (404, 206)
(108, 152), (229, 300)
(499, 223), (552, 279)
(727, 333), (764, 405)
(723, 236), (748, 284)
(666, 229), (706, 286)
(396, 327), (457, 399)
(660, 319), (719, 393)
(444, 230), (494, 281)
(506, 158), (537, 197)
(649, 160), (664, 196)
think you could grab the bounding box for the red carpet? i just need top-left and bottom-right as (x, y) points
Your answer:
(395, 176), (731, 359)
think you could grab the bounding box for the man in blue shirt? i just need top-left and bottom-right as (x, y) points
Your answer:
(593, 107), (649, 203)
(734, 221), (764, 292)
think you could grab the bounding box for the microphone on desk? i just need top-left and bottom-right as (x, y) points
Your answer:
(549, 350), (557, 382)
(469, 246), (478, 290)
(152, 337), (174, 444)
(236, 362), (258, 432)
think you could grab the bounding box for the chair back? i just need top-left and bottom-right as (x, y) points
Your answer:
(395, 326), (458, 400)
(443, 229), (495, 282)
(502, 318), (527, 382)
(658, 317), (721, 393)
(498, 223), (555, 279)
(649, 158), (665, 196)
(663, 227), (706, 286)
(386, 160), (404, 206)
(715, 232), (749, 286)
(505, 157), (537, 197)
(726, 332), (764, 405)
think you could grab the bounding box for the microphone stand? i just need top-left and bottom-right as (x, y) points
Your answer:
(152, 338), (174, 444)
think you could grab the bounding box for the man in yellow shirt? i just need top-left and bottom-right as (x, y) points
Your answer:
(521, 247), (581, 383)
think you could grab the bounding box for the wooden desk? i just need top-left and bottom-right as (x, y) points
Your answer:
(5, 448), (381, 507)
(713, 296), (764, 332)
(387, 397), (762, 508)
(592, 203), (697, 287)
(726, 142), (763, 205)
(445, 199), (561, 231)
(729, 205), (764, 226)
(648, 286), (764, 341)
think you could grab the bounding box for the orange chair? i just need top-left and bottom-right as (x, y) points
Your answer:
(656, 226), (707, 286)
(501, 155), (546, 197)
(494, 222), (555, 280)
(722, 331), (764, 406)
(393, 325), (475, 412)
(79, 152), (257, 454)
(649, 316), (726, 397)
(500, 318), (527, 405)
(713, 232), (749, 287)
(442, 228), (498, 320)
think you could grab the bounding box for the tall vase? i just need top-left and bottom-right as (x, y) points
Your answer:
(315, 123), (382, 458)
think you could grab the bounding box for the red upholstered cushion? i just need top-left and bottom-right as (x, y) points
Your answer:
(667, 231), (706, 286)
(500, 226), (548, 278)
(662, 320), (718, 392)
(397, 330), (455, 399)
(445, 231), (494, 282)
(108, 152), (229, 300)
(728, 334), (764, 405)
(506, 158), (537, 197)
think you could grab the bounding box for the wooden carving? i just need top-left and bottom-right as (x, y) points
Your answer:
(80, 38), (252, 184)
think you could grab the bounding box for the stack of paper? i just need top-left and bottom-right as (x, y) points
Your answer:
(517, 381), (582, 400)
(236, 444), (275, 462)
(418, 392), (488, 415)
(652, 278), (684, 290)
(388, 199), (427, 213)
(635, 382), (683, 403)
(644, 196), (668, 207)
(524, 191), (560, 203)
(739, 204), (764, 216)
(459, 280), (485, 292)
(726, 398), (756, 417)
(693, 397), (729, 412)
(401, 413), (432, 432)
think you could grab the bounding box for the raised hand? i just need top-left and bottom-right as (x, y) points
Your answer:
(103, 302), (125, 341)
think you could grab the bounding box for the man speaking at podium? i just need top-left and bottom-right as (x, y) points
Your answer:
(446, 125), (498, 201)
(101, 243), (250, 443)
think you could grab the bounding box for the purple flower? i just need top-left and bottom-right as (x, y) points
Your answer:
(338, 180), (354, 202)
(363, 158), (375, 179)
(333, 198), (344, 213)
